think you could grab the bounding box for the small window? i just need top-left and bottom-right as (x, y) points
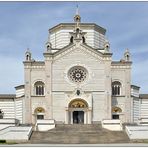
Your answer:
(34, 81), (45, 96)
(37, 115), (44, 120)
(70, 36), (73, 43)
(82, 36), (85, 43)
(112, 81), (121, 96)
(0, 109), (4, 119)
(26, 55), (29, 61)
(126, 55), (129, 61)
(112, 115), (119, 119)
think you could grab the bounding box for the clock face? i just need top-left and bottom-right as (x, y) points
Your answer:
(68, 66), (88, 83)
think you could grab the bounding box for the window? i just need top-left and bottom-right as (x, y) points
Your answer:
(82, 36), (85, 43)
(0, 109), (4, 119)
(112, 115), (119, 119)
(34, 107), (45, 120)
(34, 81), (45, 96)
(70, 36), (73, 43)
(112, 81), (121, 96)
(112, 106), (122, 120)
(37, 115), (44, 120)
(68, 66), (88, 84)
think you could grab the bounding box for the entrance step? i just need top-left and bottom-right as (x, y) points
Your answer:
(29, 124), (130, 144)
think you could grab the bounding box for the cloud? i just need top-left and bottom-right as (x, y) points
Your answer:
(0, 1), (148, 93)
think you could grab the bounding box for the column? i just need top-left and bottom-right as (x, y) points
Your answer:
(84, 111), (87, 124)
(65, 109), (69, 124)
(44, 54), (53, 119)
(87, 109), (92, 124)
(70, 111), (73, 124)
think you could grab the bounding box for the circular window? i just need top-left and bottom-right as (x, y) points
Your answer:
(68, 66), (88, 84)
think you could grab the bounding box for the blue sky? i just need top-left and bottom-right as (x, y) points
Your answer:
(0, 1), (148, 94)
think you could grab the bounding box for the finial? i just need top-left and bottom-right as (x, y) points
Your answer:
(76, 4), (79, 15)
(25, 48), (31, 61)
(74, 5), (81, 23)
(104, 40), (110, 53)
(26, 47), (30, 52)
(124, 48), (131, 61)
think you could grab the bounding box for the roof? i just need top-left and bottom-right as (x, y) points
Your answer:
(0, 94), (16, 99)
(23, 61), (45, 66)
(140, 94), (148, 99)
(44, 42), (112, 58)
(15, 85), (24, 89)
(131, 85), (140, 89)
(49, 23), (106, 35)
(112, 61), (132, 65)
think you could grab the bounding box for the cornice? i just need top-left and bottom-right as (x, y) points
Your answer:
(49, 23), (106, 35)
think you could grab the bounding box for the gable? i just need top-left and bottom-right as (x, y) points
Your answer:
(53, 43), (106, 63)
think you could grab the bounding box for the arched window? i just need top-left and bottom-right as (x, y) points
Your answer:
(112, 81), (121, 96)
(82, 36), (85, 43)
(70, 36), (73, 43)
(0, 109), (4, 119)
(126, 55), (129, 61)
(34, 81), (45, 96)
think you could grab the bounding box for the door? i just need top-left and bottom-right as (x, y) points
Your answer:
(73, 111), (84, 124)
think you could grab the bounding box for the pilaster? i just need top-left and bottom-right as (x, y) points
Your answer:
(23, 62), (32, 124)
(104, 58), (112, 119)
(44, 53), (53, 119)
(125, 66), (132, 123)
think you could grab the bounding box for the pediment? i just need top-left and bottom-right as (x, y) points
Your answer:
(52, 43), (111, 62)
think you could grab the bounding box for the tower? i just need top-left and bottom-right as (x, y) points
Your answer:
(25, 48), (31, 61)
(124, 48), (131, 61)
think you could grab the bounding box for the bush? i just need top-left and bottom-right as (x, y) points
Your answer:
(0, 140), (6, 143)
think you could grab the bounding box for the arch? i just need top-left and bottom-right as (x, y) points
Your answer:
(26, 55), (29, 61)
(126, 54), (130, 61)
(34, 81), (45, 96)
(34, 107), (45, 114)
(69, 99), (88, 108)
(112, 81), (122, 96)
(34, 107), (45, 120)
(112, 106), (122, 113)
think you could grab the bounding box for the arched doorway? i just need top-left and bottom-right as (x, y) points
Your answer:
(112, 106), (122, 119)
(67, 99), (91, 124)
(34, 107), (45, 120)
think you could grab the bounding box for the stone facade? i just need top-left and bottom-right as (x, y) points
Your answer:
(0, 12), (147, 126)
(22, 13), (133, 125)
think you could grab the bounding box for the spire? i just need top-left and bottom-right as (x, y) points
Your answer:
(74, 5), (81, 25)
(76, 4), (79, 15)
(25, 48), (31, 61)
(104, 40), (110, 53)
(124, 48), (131, 61)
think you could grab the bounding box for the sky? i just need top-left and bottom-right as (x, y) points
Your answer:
(0, 1), (148, 94)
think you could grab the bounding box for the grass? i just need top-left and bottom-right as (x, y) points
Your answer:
(0, 140), (18, 145)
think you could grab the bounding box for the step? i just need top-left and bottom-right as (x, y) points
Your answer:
(29, 124), (130, 144)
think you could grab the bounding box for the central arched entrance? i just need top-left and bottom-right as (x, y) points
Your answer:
(67, 98), (91, 124)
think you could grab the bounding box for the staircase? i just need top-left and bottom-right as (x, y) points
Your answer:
(29, 124), (130, 144)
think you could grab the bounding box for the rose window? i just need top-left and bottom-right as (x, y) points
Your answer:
(68, 66), (88, 83)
